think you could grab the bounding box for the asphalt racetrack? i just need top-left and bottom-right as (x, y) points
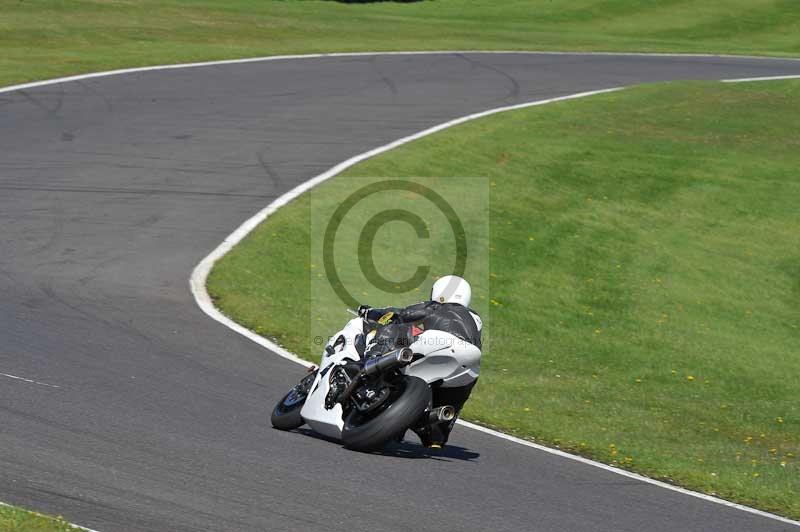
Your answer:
(2, 53), (800, 532)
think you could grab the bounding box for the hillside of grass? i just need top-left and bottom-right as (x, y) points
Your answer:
(3, 0), (800, 88)
(208, 80), (800, 518)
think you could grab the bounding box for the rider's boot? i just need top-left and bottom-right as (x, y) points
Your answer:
(431, 420), (452, 448)
(412, 424), (435, 448)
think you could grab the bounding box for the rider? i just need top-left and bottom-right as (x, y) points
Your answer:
(357, 275), (482, 448)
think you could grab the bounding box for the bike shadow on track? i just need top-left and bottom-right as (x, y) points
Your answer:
(291, 428), (480, 462)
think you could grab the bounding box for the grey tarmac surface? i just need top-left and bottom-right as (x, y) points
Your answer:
(1, 53), (800, 532)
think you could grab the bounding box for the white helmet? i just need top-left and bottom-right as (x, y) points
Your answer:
(431, 275), (471, 307)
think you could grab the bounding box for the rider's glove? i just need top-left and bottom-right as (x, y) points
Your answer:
(357, 305), (372, 319)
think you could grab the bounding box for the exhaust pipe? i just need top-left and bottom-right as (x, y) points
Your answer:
(363, 347), (415, 376)
(428, 405), (456, 424)
(336, 348), (416, 405)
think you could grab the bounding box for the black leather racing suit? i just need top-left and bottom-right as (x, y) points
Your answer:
(363, 300), (481, 356)
(362, 301), (482, 446)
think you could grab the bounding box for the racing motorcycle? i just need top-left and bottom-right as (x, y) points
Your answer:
(270, 311), (481, 451)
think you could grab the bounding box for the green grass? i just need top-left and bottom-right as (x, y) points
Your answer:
(0, 503), (75, 532)
(3, 0), (800, 88)
(208, 80), (800, 518)
(6, 0), (798, 521)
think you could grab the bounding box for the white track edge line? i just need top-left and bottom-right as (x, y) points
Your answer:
(189, 76), (800, 527)
(723, 74), (800, 82)
(0, 501), (100, 532)
(2, 49), (800, 94)
(0, 372), (60, 388)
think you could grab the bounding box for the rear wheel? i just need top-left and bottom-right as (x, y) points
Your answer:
(271, 371), (316, 430)
(342, 376), (431, 452)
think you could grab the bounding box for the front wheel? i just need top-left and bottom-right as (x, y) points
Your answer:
(271, 371), (316, 430)
(342, 376), (431, 452)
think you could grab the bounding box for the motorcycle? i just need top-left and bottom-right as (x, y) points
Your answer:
(270, 311), (481, 451)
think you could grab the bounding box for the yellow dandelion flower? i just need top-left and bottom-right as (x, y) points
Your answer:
(776, 417), (784, 424)
(687, 375), (695, 381)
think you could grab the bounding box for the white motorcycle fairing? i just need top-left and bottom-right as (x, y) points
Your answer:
(300, 316), (481, 440)
(300, 317), (364, 439)
(404, 330), (481, 388)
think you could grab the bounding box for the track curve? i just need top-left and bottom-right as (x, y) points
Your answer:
(1, 53), (799, 532)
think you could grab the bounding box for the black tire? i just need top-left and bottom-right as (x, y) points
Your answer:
(271, 372), (315, 430)
(342, 376), (431, 452)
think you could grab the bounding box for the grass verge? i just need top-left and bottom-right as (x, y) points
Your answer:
(3, 0), (800, 88)
(208, 80), (800, 518)
(0, 503), (77, 532)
